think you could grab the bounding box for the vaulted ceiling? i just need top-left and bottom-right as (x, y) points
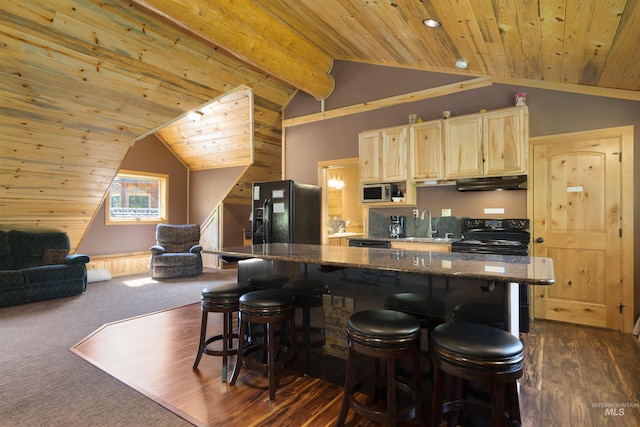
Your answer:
(2, 0), (640, 251)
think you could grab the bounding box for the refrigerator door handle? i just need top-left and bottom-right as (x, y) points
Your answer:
(263, 198), (272, 243)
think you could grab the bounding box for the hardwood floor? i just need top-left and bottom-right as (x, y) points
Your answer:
(71, 303), (640, 426)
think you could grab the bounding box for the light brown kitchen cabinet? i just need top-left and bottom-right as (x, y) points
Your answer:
(359, 130), (381, 183)
(327, 237), (348, 246)
(443, 115), (483, 178)
(359, 125), (408, 183)
(389, 241), (451, 252)
(483, 107), (528, 176)
(410, 120), (443, 180)
(444, 106), (528, 179)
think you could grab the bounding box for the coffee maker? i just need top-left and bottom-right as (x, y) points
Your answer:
(388, 215), (406, 238)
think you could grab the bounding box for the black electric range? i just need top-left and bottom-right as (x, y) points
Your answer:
(451, 218), (530, 255)
(451, 218), (531, 332)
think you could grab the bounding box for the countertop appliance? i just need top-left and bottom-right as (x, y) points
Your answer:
(388, 215), (406, 238)
(451, 218), (531, 332)
(361, 183), (392, 202)
(252, 180), (320, 244)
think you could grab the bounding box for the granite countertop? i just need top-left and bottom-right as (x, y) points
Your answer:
(209, 243), (555, 285)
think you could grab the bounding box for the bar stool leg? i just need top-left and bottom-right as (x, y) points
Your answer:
(336, 347), (356, 426)
(386, 358), (397, 426)
(230, 314), (247, 387)
(267, 321), (277, 400)
(193, 310), (208, 369)
(411, 345), (427, 423)
(507, 381), (522, 422)
(221, 311), (230, 381)
(492, 382), (508, 427)
(431, 366), (445, 427)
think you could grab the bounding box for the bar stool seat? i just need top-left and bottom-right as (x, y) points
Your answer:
(282, 279), (328, 373)
(336, 309), (426, 426)
(385, 292), (445, 332)
(192, 282), (255, 381)
(430, 322), (524, 427)
(246, 273), (289, 290)
(230, 289), (300, 400)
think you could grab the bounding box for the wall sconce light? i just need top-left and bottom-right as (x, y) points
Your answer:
(187, 111), (204, 122)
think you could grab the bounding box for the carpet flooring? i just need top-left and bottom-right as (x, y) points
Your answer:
(0, 269), (237, 426)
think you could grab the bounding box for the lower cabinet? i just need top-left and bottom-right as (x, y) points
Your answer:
(389, 241), (451, 252)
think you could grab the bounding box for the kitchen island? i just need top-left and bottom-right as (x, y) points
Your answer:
(208, 243), (554, 384)
(209, 243), (554, 329)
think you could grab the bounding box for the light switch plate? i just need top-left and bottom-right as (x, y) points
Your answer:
(441, 208), (451, 217)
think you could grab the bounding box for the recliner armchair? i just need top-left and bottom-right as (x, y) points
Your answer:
(150, 224), (203, 279)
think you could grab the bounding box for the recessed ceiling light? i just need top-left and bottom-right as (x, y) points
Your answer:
(187, 111), (204, 122)
(423, 18), (441, 28)
(455, 59), (468, 69)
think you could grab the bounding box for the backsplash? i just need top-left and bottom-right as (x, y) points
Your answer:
(368, 209), (462, 239)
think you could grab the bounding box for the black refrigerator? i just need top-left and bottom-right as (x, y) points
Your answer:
(252, 180), (321, 244)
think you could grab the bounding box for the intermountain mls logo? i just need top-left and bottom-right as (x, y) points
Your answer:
(592, 402), (639, 416)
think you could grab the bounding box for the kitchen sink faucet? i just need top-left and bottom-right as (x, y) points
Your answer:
(420, 208), (437, 238)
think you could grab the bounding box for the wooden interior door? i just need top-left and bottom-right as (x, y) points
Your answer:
(531, 132), (622, 329)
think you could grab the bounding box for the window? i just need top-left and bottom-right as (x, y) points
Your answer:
(106, 170), (168, 225)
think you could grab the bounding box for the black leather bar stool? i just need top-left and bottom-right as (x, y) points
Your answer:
(453, 302), (505, 329)
(192, 282), (254, 381)
(230, 289), (300, 400)
(246, 273), (289, 290)
(282, 278), (328, 374)
(430, 322), (524, 427)
(336, 309), (425, 426)
(384, 292), (445, 332)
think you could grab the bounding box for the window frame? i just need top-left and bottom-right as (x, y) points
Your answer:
(105, 170), (169, 225)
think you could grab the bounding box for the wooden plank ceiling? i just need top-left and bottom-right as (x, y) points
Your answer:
(2, 0), (640, 251)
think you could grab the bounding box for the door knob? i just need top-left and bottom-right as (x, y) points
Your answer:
(536, 237), (544, 243)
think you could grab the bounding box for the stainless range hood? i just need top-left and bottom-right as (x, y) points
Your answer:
(456, 175), (527, 191)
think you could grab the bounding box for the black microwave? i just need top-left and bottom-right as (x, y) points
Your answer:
(361, 184), (391, 202)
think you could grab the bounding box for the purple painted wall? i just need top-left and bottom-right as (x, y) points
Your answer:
(284, 60), (640, 322)
(77, 134), (188, 255)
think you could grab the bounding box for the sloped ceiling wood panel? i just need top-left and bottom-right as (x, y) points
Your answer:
(155, 87), (253, 170)
(0, 0), (294, 251)
(252, 0), (640, 92)
(3, 0), (640, 253)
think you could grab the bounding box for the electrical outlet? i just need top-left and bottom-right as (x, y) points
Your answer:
(413, 257), (419, 266)
(441, 208), (451, 217)
(412, 209), (419, 219)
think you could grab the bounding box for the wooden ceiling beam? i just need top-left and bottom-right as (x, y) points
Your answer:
(132, 0), (335, 100)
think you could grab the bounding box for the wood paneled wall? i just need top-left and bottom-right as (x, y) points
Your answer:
(0, 0), (295, 251)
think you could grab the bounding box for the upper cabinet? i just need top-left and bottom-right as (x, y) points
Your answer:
(359, 125), (408, 183)
(358, 106), (528, 196)
(410, 120), (443, 180)
(483, 107), (528, 176)
(443, 115), (483, 178)
(444, 106), (528, 179)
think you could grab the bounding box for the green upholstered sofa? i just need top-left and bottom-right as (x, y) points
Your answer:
(0, 230), (90, 307)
